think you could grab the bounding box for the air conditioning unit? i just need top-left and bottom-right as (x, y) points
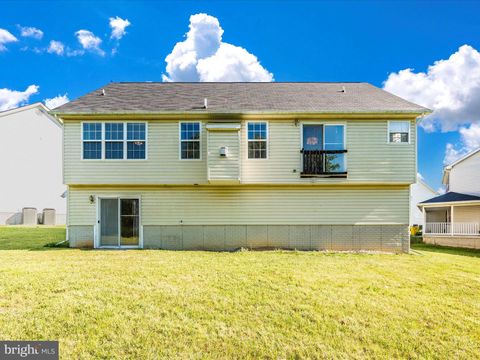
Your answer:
(22, 207), (37, 225)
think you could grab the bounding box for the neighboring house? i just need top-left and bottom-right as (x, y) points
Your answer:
(410, 176), (437, 227)
(52, 82), (429, 252)
(419, 148), (480, 249)
(0, 103), (66, 225)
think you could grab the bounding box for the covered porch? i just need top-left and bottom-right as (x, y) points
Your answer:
(419, 192), (480, 249)
(423, 205), (480, 236)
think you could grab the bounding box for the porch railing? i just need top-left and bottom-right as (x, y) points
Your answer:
(425, 222), (480, 235)
(300, 149), (347, 177)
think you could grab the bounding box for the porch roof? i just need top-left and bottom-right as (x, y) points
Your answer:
(419, 192), (480, 207)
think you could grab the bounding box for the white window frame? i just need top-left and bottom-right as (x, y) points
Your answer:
(125, 122), (148, 161)
(105, 122), (125, 160)
(179, 121), (202, 161)
(300, 122), (347, 173)
(246, 121), (269, 160)
(95, 194), (143, 249)
(81, 121), (148, 161)
(387, 120), (411, 144)
(81, 122), (103, 160)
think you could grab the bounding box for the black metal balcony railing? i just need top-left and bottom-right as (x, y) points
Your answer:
(300, 149), (348, 177)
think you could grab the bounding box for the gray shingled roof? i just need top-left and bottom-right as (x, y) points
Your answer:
(419, 192), (480, 205)
(53, 82), (430, 114)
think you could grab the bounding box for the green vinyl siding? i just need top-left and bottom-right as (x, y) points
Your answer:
(68, 185), (409, 226)
(207, 130), (240, 182)
(64, 121), (208, 185)
(240, 120), (416, 184)
(347, 120), (416, 183)
(64, 119), (416, 185)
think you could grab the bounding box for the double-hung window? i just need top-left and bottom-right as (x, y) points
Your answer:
(82, 123), (102, 159)
(247, 122), (268, 159)
(105, 123), (124, 159)
(301, 124), (346, 175)
(127, 123), (146, 159)
(180, 122), (201, 159)
(82, 122), (146, 160)
(388, 121), (410, 143)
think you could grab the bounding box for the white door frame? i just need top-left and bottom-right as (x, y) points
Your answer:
(95, 195), (143, 249)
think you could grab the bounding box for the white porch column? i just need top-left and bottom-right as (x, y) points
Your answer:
(451, 205), (454, 236)
(422, 206), (426, 230)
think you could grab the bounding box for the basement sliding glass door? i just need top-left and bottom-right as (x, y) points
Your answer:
(99, 198), (140, 248)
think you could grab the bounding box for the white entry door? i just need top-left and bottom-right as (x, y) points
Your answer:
(99, 198), (140, 248)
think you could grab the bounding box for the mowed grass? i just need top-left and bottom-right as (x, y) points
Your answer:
(0, 227), (479, 359)
(0, 226), (66, 249)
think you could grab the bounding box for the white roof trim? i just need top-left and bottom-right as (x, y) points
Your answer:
(206, 123), (241, 131)
(442, 147), (480, 186)
(445, 147), (480, 169)
(416, 177), (437, 195)
(0, 102), (62, 127)
(418, 200), (480, 208)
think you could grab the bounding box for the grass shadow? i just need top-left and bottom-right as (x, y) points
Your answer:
(412, 243), (480, 258)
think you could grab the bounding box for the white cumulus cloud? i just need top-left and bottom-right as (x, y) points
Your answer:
(437, 187), (446, 195)
(109, 16), (131, 40)
(44, 94), (69, 109)
(163, 13), (273, 82)
(0, 85), (39, 111)
(0, 28), (18, 51)
(383, 45), (480, 132)
(47, 40), (65, 55)
(444, 123), (480, 165)
(75, 30), (104, 56)
(19, 26), (44, 39)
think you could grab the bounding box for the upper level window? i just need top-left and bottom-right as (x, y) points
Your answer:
(82, 123), (102, 159)
(247, 122), (267, 159)
(105, 123), (124, 159)
(180, 122), (201, 159)
(82, 122), (146, 160)
(127, 123), (146, 159)
(301, 124), (346, 175)
(388, 121), (410, 143)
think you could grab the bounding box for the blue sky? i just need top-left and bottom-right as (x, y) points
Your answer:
(2, 1), (480, 191)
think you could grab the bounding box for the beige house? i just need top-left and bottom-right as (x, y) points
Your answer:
(419, 148), (480, 249)
(52, 82), (429, 252)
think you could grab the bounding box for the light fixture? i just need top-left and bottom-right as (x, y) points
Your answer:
(89, 195), (95, 204)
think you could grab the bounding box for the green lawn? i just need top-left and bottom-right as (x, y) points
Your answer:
(0, 227), (479, 359)
(0, 226), (66, 250)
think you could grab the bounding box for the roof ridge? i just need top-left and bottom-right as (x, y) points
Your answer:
(112, 81), (369, 84)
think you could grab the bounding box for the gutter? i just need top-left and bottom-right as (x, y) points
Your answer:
(418, 200), (480, 209)
(51, 111), (430, 121)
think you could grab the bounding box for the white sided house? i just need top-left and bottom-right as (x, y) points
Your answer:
(410, 176), (437, 227)
(419, 148), (480, 249)
(52, 82), (430, 252)
(0, 103), (66, 225)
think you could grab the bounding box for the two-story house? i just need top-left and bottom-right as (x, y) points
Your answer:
(52, 82), (429, 252)
(420, 148), (480, 249)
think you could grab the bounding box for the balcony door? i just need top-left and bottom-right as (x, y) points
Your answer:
(303, 125), (324, 151)
(99, 198), (140, 248)
(301, 124), (346, 175)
